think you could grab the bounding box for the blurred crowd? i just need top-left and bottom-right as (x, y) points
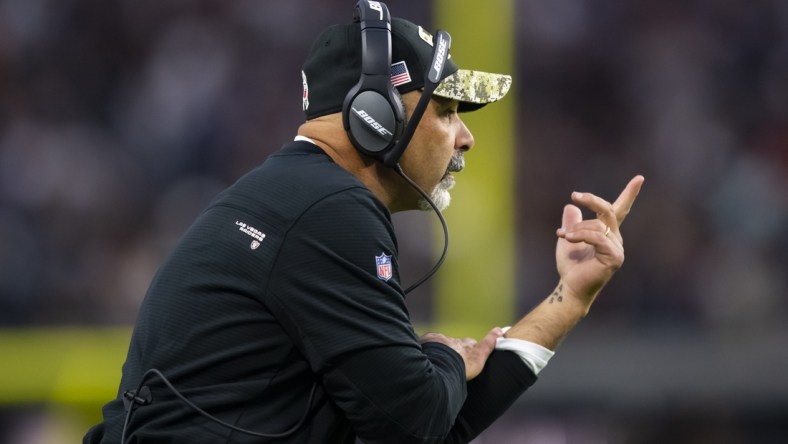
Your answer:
(0, 0), (429, 325)
(1, 0), (785, 329)
(1, 0), (787, 442)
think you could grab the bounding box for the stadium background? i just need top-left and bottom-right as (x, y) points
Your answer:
(1, 0), (787, 442)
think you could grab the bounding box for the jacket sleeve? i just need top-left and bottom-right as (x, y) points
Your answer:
(442, 350), (538, 443)
(265, 190), (468, 443)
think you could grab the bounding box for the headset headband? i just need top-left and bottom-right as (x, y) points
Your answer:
(355, 1), (391, 77)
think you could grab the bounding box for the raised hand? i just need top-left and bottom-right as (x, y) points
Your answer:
(555, 175), (645, 307)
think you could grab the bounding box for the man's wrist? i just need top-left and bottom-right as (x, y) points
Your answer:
(502, 282), (594, 350)
(496, 327), (555, 375)
(552, 281), (598, 317)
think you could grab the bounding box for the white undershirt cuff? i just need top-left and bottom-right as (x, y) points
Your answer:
(294, 135), (316, 144)
(495, 326), (555, 375)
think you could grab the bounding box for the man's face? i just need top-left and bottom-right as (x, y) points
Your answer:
(396, 91), (475, 212)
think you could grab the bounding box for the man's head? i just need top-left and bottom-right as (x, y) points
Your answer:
(299, 2), (511, 212)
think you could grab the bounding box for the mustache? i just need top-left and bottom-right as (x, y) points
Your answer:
(447, 153), (465, 173)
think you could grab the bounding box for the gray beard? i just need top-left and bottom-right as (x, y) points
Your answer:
(418, 153), (464, 212)
(419, 178), (453, 212)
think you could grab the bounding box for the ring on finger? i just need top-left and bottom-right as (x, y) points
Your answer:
(603, 225), (611, 237)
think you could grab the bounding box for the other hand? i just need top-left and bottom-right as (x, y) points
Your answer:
(420, 327), (503, 380)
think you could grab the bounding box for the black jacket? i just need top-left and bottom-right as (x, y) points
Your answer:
(85, 142), (536, 443)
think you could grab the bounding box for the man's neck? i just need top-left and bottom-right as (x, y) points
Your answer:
(296, 117), (406, 212)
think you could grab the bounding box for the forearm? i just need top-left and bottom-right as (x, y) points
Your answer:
(441, 351), (537, 443)
(503, 282), (592, 351)
(323, 341), (468, 443)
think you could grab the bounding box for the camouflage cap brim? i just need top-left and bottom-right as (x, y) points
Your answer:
(433, 69), (512, 111)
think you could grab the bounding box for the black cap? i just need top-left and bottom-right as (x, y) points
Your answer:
(301, 17), (512, 120)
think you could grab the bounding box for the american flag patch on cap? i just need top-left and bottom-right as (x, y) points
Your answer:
(390, 61), (411, 87)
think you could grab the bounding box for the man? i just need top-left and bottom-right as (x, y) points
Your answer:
(86, 3), (644, 443)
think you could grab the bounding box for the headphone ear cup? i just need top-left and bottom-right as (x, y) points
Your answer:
(343, 80), (406, 160)
(342, 1), (406, 163)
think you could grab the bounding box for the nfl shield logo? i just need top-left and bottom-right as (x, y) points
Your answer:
(375, 253), (393, 282)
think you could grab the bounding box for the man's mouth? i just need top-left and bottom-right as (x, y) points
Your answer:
(440, 155), (464, 186)
(445, 154), (465, 177)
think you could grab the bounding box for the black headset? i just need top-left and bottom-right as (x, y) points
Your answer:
(342, 0), (405, 163)
(342, 0), (452, 168)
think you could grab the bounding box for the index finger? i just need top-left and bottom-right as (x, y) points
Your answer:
(613, 175), (645, 226)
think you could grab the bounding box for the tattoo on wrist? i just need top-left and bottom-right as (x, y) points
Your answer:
(549, 283), (564, 304)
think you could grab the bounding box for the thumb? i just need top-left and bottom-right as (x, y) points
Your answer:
(478, 327), (503, 355)
(562, 204), (582, 229)
(465, 327), (503, 381)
